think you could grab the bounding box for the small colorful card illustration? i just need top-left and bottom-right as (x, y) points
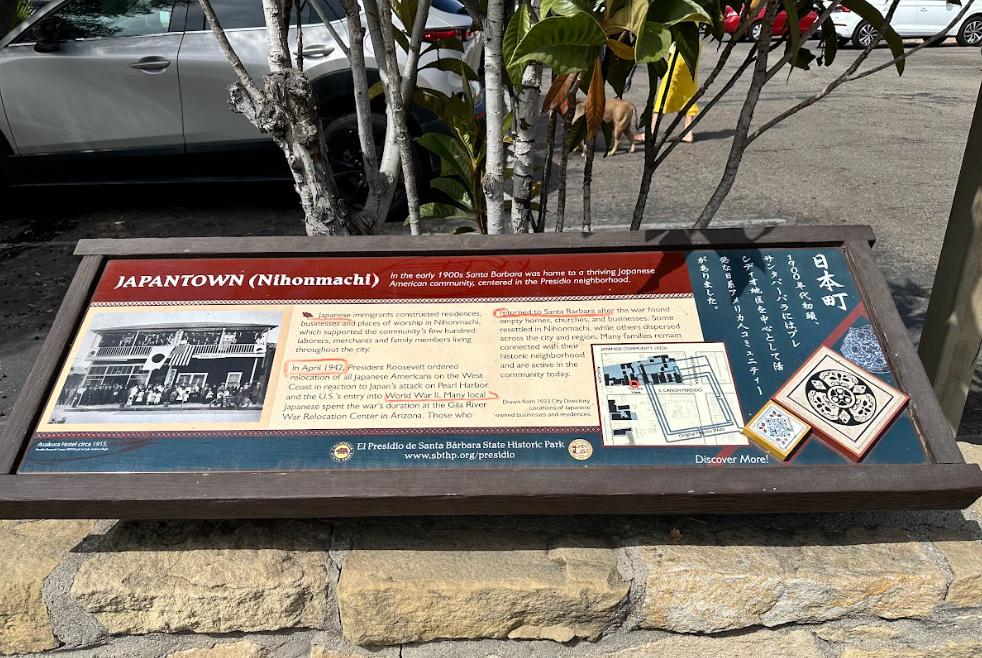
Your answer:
(773, 346), (908, 461)
(744, 401), (810, 460)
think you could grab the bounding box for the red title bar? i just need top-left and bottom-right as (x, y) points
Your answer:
(92, 252), (692, 303)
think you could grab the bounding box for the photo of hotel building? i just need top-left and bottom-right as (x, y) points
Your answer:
(49, 310), (282, 423)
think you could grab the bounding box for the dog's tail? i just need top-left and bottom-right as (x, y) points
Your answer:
(631, 102), (641, 129)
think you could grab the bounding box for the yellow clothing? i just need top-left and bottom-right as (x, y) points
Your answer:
(655, 43), (701, 116)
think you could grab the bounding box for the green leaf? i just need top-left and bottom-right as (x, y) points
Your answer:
(790, 45), (815, 70)
(415, 133), (473, 182)
(421, 58), (481, 81)
(431, 177), (474, 210)
(840, 0), (905, 73)
(368, 80), (384, 100)
(423, 36), (465, 55)
(606, 0), (648, 34)
(412, 88), (478, 154)
(819, 15), (838, 66)
(541, 0), (595, 16)
(566, 115), (588, 154)
(419, 202), (470, 220)
(600, 119), (613, 155)
(646, 0), (712, 26)
(504, 1), (533, 86)
(511, 13), (608, 74)
(399, 0), (418, 36)
(393, 28), (411, 53)
(670, 22), (701, 79)
(605, 51), (636, 97)
(636, 21), (672, 63)
(451, 225), (479, 234)
(778, 0), (800, 72)
(693, 0), (725, 39)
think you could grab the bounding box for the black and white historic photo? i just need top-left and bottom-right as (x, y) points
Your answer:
(48, 309), (283, 425)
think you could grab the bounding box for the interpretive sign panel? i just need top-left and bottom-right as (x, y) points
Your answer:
(0, 227), (980, 517)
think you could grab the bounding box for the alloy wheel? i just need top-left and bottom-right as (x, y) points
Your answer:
(964, 20), (982, 45)
(859, 23), (877, 47)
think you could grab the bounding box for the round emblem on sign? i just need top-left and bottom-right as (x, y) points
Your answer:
(568, 438), (593, 461)
(331, 442), (354, 462)
(805, 369), (877, 426)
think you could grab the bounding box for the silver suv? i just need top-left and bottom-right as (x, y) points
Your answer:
(0, 0), (481, 209)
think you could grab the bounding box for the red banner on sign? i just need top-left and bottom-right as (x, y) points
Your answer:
(92, 252), (692, 304)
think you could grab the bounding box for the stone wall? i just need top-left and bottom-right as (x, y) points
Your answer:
(2, 442), (982, 658)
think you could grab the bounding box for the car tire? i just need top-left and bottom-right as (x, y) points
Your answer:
(321, 111), (420, 221)
(957, 15), (982, 46)
(852, 21), (877, 49)
(748, 21), (762, 41)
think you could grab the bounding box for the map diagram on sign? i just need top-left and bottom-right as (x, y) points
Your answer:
(591, 342), (748, 447)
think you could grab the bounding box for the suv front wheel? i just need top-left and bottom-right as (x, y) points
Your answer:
(321, 111), (418, 220)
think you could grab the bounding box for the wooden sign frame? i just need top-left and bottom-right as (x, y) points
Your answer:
(0, 226), (980, 519)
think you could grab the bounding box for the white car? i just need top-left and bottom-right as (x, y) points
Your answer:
(831, 0), (982, 48)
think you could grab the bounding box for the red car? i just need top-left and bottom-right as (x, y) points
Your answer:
(724, 5), (819, 40)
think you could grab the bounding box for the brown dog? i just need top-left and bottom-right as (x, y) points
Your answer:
(571, 98), (639, 157)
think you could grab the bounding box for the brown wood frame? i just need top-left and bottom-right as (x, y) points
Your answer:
(1, 225), (980, 518)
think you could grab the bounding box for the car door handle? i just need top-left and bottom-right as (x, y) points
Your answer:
(129, 56), (171, 72)
(301, 44), (335, 58)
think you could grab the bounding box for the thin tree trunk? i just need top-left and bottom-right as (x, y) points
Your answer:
(554, 73), (580, 233)
(555, 108), (574, 232)
(535, 107), (559, 232)
(582, 134), (596, 232)
(483, 0), (509, 234)
(374, 0), (424, 235)
(338, 0), (389, 234)
(693, 0), (779, 229)
(629, 51), (678, 231)
(200, 0), (351, 236)
(510, 0), (543, 234)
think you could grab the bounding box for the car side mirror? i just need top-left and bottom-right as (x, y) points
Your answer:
(33, 17), (61, 53)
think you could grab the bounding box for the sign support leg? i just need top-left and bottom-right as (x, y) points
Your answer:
(919, 80), (982, 435)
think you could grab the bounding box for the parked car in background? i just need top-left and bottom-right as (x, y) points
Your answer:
(724, 4), (820, 40)
(0, 0), (482, 212)
(831, 0), (982, 47)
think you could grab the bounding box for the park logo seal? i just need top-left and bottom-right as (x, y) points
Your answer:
(568, 439), (593, 461)
(331, 442), (354, 462)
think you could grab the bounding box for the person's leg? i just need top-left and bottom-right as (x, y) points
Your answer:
(634, 113), (661, 143)
(681, 114), (694, 143)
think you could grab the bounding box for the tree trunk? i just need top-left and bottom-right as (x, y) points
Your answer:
(200, 0), (351, 236)
(535, 108), (559, 232)
(237, 70), (351, 236)
(373, 0), (425, 235)
(582, 134), (596, 233)
(554, 74), (580, 233)
(693, 1), (779, 229)
(510, 1), (543, 234)
(555, 103), (575, 233)
(483, 0), (509, 234)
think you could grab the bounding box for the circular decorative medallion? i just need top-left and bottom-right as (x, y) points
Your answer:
(331, 442), (354, 462)
(805, 369), (877, 426)
(568, 438), (593, 461)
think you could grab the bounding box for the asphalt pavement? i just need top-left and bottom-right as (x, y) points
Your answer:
(1, 40), (981, 430)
